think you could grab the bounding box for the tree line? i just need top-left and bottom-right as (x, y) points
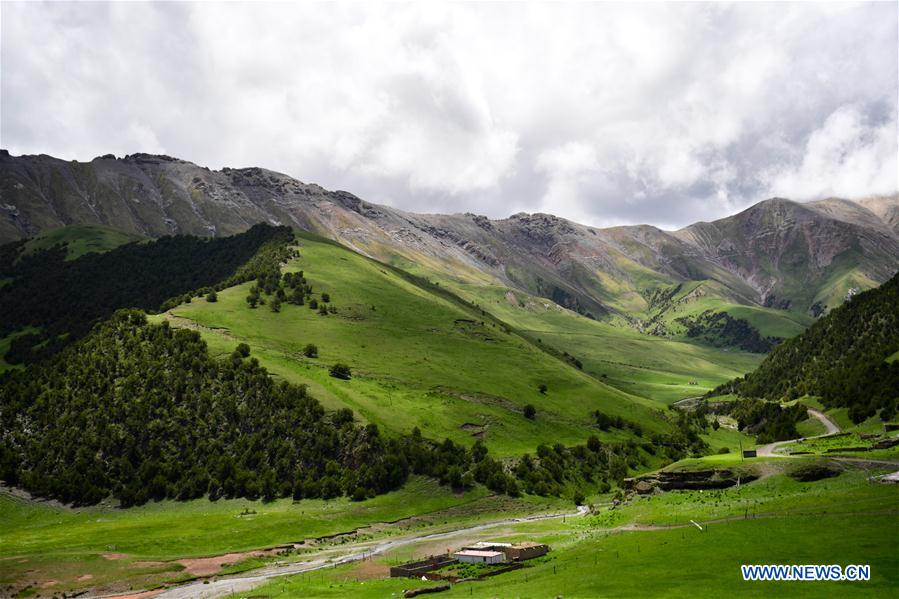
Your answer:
(674, 310), (781, 353)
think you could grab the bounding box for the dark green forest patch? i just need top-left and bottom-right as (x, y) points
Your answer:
(0, 224), (294, 363)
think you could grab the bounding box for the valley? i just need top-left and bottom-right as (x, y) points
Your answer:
(0, 157), (896, 598)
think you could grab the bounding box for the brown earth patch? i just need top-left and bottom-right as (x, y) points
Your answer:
(176, 548), (281, 577)
(39, 580), (58, 589)
(104, 552), (129, 560)
(346, 559), (390, 581)
(77, 574), (94, 581)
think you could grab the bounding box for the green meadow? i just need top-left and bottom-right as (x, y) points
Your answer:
(0, 478), (570, 595)
(420, 281), (766, 404)
(241, 516), (897, 599)
(237, 466), (899, 598)
(162, 235), (671, 456)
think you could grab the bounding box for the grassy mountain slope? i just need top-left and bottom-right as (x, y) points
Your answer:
(161, 233), (670, 456)
(388, 277), (765, 405)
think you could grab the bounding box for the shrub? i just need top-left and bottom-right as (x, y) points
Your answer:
(523, 404), (536, 419)
(538, 383), (548, 394)
(206, 290), (217, 302)
(303, 344), (318, 358)
(246, 287), (260, 308)
(321, 293), (330, 303)
(330, 363), (352, 380)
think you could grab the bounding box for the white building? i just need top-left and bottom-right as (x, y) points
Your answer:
(453, 549), (506, 564)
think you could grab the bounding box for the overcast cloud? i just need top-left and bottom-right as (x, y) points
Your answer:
(1, 2), (896, 228)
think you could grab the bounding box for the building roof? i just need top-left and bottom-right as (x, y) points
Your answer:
(469, 541), (512, 548)
(511, 541), (546, 548)
(453, 550), (505, 558)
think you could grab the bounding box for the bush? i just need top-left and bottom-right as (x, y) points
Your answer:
(321, 293), (330, 303)
(330, 363), (352, 380)
(717, 446), (730, 454)
(538, 384), (547, 394)
(246, 287), (260, 308)
(303, 344), (318, 358)
(206, 290), (217, 302)
(573, 491), (585, 505)
(523, 404), (536, 419)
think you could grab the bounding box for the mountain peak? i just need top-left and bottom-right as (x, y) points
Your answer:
(1, 151), (896, 317)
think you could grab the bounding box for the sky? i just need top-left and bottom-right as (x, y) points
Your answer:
(1, 2), (897, 229)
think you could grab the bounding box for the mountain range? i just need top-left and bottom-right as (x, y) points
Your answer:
(2, 150), (897, 322)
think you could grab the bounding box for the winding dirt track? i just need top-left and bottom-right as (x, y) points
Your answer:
(757, 408), (841, 457)
(141, 506), (589, 599)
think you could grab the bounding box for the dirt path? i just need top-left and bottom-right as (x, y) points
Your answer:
(808, 408), (840, 435)
(146, 506), (589, 599)
(757, 408), (841, 457)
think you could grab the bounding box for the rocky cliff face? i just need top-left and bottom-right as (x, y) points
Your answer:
(672, 198), (899, 309)
(2, 150), (897, 317)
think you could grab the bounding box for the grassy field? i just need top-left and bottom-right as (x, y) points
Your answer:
(241, 515), (897, 599)
(237, 465), (899, 598)
(274, 233), (790, 406)
(783, 432), (899, 456)
(0, 478), (569, 596)
(414, 281), (766, 405)
(161, 234), (671, 456)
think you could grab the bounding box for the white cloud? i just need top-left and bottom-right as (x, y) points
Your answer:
(1, 2), (896, 227)
(763, 106), (898, 200)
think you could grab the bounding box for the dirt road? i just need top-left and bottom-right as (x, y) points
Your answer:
(757, 408), (841, 457)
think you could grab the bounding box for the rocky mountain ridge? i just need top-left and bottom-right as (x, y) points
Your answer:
(2, 150), (897, 318)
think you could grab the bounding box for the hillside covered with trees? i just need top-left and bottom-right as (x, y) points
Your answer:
(716, 273), (899, 422)
(0, 224), (295, 363)
(0, 310), (661, 506)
